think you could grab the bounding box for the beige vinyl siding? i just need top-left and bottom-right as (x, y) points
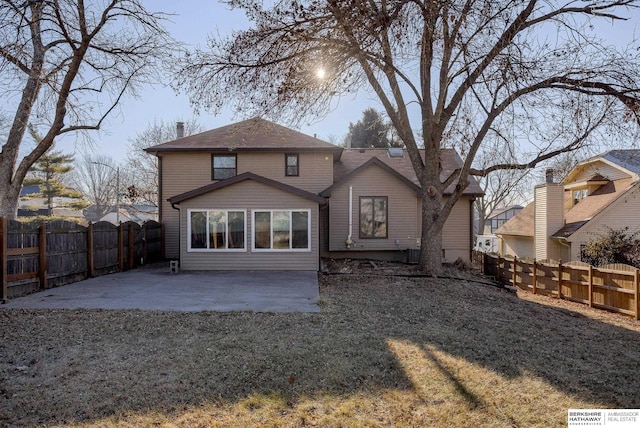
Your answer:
(238, 152), (334, 193)
(441, 198), (473, 262)
(328, 163), (474, 261)
(179, 180), (319, 271)
(571, 160), (632, 182)
(160, 151), (332, 258)
(501, 235), (534, 258)
(417, 197), (473, 262)
(328, 163), (419, 252)
(161, 153), (214, 258)
(534, 184), (564, 261)
(568, 183), (640, 261)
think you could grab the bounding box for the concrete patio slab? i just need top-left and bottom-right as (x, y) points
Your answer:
(0, 265), (320, 313)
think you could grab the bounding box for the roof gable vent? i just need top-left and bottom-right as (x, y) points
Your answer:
(388, 147), (404, 158)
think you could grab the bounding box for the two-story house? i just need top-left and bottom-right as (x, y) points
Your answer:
(496, 150), (640, 261)
(483, 205), (523, 235)
(145, 118), (483, 271)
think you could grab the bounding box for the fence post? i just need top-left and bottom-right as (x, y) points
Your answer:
(557, 259), (563, 300)
(87, 223), (95, 278)
(635, 269), (639, 321)
(532, 259), (537, 295)
(142, 223), (148, 265)
(512, 256), (518, 288)
(38, 222), (47, 290)
(1, 217), (7, 303)
(128, 224), (134, 270)
(483, 252), (488, 274)
(588, 265), (593, 308)
(496, 255), (502, 283)
(160, 223), (165, 260)
(117, 224), (124, 271)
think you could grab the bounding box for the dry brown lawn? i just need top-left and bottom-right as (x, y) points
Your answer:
(1, 264), (639, 427)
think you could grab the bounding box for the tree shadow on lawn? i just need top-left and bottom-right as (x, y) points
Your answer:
(0, 274), (639, 426)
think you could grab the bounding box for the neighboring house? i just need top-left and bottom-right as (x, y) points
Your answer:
(18, 185), (85, 219)
(145, 117), (483, 271)
(496, 150), (640, 261)
(98, 205), (158, 224)
(483, 205), (523, 234)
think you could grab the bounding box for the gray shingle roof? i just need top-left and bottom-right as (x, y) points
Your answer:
(600, 150), (640, 174)
(331, 148), (484, 196)
(144, 117), (342, 159)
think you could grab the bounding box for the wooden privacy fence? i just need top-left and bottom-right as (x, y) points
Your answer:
(0, 218), (163, 302)
(473, 251), (640, 320)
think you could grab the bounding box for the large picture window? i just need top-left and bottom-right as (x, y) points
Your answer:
(189, 210), (246, 251)
(211, 154), (237, 180)
(253, 210), (310, 251)
(360, 196), (388, 239)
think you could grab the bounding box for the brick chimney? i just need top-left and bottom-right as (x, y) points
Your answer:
(176, 122), (185, 139)
(545, 168), (554, 183)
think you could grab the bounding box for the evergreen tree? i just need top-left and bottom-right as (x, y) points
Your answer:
(345, 108), (402, 149)
(23, 133), (87, 214)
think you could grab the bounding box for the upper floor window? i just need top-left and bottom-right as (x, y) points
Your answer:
(285, 154), (299, 176)
(573, 188), (588, 206)
(212, 154), (236, 180)
(360, 196), (388, 239)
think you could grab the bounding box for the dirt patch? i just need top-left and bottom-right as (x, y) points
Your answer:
(0, 267), (638, 427)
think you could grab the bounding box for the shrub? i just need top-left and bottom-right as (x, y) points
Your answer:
(580, 227), (640, 268)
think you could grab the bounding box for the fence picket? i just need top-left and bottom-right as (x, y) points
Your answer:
(38, 223), (47, 290)
(1, 217), (7, 303)
(532, 259), (537, 295)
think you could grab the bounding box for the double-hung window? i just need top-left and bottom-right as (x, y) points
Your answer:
(253, 210), (310, 251)
(285, 154), (299, 176)
(359, 196), (388, 239)
(212, 154), (237, 180)
(189, 209), (246, 251)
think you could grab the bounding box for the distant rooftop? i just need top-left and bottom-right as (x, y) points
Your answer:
(599, 149), (640, 174)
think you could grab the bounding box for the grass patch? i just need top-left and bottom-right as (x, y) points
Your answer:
(0, 274), (639, 427)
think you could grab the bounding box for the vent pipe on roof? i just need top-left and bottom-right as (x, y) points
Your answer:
(176, 122), (185, 139)
(545, 168), (554, 183)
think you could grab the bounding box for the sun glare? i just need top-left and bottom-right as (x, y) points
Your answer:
(316, 68), (326, 79)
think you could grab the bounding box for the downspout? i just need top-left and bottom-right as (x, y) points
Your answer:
(470, 198), (475, 261)
(170, 201), (181, 267)
(346, 186), (353, 249)
(556, 237), (572, 261)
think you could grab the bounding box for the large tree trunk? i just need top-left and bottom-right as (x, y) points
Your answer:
(0, 177), (20, 219)
(419, 189), (444, 273)
(418, 139), (446, 273)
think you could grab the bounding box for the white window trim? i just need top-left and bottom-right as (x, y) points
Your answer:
(251, 209), (312, 252)
(187, 209), (247, 252)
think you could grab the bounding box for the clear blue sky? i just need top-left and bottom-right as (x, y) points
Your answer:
(79, 0), (373, 162)
(14, 1), (640, 164)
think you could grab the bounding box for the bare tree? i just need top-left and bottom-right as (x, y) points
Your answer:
(0, 0), (174, 219)
(70, 155), (119, 221)
(177, 0), (640, 272)
(125, 118), (202, 207)
(474, 170), (532, 236)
